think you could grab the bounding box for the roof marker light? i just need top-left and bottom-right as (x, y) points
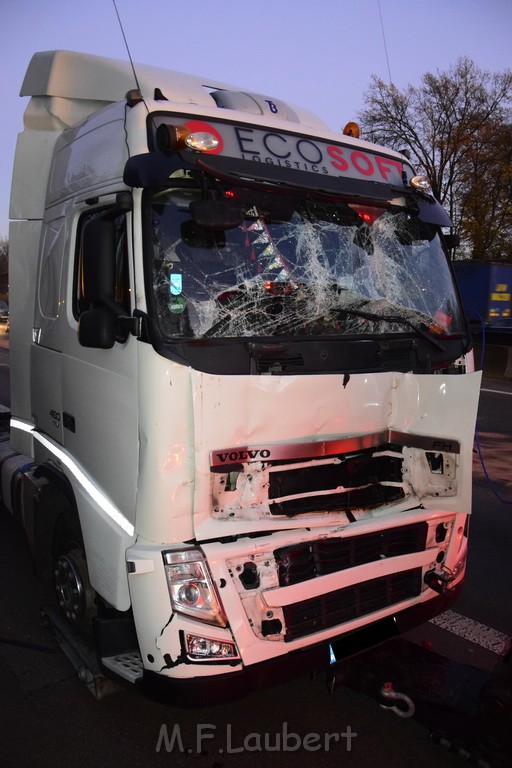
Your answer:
(411, 175), (432, 192)
(185, 132), (220, 152)
(156, 124), (191, 153)
(342, 121), (361, 138)
(126, 89), (144, 107)
(156, 123), (219, 154)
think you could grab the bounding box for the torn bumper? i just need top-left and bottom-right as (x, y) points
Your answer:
(128, 507), (468, 705)
(139, 581), (463, 707)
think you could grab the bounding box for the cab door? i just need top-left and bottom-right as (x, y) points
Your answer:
(60, 197), (139, 520)
(31, 213), (66, 444)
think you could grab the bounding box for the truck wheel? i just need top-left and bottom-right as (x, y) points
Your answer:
(53, 517), (97, 637)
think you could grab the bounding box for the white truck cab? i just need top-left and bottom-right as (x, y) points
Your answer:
(4, 50), (480, 704)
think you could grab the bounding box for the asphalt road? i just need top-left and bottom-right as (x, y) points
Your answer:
(0, 341), (511, 768)
(457, 380), (512, 636)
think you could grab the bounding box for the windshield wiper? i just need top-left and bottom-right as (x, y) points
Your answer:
(330, 306), (448, 351)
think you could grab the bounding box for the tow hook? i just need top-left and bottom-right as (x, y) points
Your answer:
(379, 681), (415, 718)
(424, 566), (455, 596)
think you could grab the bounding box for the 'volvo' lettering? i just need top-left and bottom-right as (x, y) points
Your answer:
(215, 448), (272, 464)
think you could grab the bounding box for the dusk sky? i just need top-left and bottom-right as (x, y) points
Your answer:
(1, 0), (511, 237)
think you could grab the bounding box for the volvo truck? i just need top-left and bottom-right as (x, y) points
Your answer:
(3, 50), (481, 704)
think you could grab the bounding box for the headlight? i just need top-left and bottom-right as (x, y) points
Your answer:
(185, 633), (239, 661)
(163, 549), (227, 627)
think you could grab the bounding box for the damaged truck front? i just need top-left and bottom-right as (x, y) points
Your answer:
(5, 51), (481, 705)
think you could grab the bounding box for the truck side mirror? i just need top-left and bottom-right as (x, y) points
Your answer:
(77, 195), (133, 348)
(78, 308), (116, 349)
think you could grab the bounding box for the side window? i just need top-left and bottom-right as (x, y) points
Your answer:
(39, 216), (66, 320)
(74, 208), (131, 318)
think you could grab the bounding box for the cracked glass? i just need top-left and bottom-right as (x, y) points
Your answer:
(147, 180), (464, 341)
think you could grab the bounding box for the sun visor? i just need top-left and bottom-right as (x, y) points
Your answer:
(124, 153), (176, 187)
(416, 198), (453, 227)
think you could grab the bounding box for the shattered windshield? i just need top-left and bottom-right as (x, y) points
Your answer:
(147, 179), (464, 341)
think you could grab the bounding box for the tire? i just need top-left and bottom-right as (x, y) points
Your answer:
(52, 515), (97, 637)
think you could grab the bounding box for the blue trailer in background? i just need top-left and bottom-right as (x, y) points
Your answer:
(452, 261), (512, 330)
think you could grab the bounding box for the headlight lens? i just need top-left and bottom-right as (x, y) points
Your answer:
(163, 549), (227, 626)
(185, 633), (239, 660)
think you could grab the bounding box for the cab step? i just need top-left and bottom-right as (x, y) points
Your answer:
(101, 651), (143, 684)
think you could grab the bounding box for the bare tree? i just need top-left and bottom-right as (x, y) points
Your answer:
(459, 121), (512, 260)
(0, 236), (7, 264)
(359, 57), (512, 259)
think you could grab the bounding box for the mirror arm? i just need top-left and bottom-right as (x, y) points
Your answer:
(116, 314), (142, 336)
(92, 296), (141, 337)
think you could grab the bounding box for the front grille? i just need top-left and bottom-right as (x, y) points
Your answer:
(269, 452), (402, 498)
(283, 568), (422, 641)
(275, 522), (428, 586)
(269, 484), (405, 517)
(267, 442), (404, 517)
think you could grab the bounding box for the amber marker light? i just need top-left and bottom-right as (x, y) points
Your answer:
(342, 121), (361, 138)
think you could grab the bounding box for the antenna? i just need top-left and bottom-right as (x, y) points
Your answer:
(377, 0), (393, 84)
(112, 0), (147, 106)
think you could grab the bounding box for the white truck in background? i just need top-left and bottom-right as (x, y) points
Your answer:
(3, 50), (481, 704)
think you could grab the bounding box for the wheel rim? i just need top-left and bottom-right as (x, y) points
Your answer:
(54, 548), (87, 622)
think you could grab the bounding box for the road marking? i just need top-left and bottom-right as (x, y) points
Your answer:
(430, 610), (511, 655)
(481, 387), (512, 396)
